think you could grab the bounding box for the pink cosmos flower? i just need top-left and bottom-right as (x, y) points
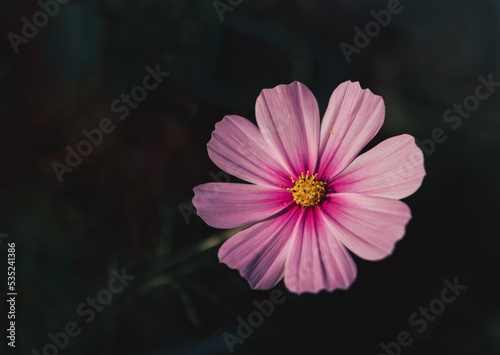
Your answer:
(193, 81), (425, 294)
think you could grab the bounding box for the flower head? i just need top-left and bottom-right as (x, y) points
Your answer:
(193, 81), (425, 294)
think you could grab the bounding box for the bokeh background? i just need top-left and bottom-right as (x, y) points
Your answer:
(1, 0), (499, 354)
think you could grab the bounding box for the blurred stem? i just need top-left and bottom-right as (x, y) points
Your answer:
(172, 282), (202, 329)
(123, 227), (245, 305)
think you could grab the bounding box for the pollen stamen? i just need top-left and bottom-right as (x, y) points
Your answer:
(287, 171), (326, 207)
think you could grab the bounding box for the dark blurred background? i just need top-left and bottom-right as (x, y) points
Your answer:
(0, 0), (499, 354)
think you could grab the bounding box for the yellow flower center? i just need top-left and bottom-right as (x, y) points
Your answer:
(287, 171), (326, 207)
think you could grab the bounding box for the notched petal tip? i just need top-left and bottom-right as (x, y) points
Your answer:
(284, 276), (356, 295)
(321, 194), (412, 262)
(206, 115), (290, 187)
(261, 80), (308, 92)
(193, 183), (292, 229)
(256, 80), (320, 175)
(341, 80), (384, 100)
(396, 134), (427, 197)
(319, 79), (386, 177)
(218, 257), (277, 291)
(331, 132), (426, 200)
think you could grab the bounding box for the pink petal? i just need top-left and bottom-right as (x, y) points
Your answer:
(321, 193), (411, 261)
(218, 206), (301, 290)
(255, 81), (320, 176)
(193, 183), (292, 229)
(208, 115), (292, 188)
(332, 135), (426, 199)
(318, 81), (385, 179)
(284, 207), (357, 294)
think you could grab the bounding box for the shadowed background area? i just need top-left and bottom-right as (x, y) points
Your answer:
(0, 0), (499, 354)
